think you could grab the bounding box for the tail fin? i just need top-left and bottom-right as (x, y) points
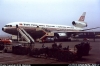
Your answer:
(78, 12), (86, 21)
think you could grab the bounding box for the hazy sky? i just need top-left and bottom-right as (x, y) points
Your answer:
(0, 0), (100, 36)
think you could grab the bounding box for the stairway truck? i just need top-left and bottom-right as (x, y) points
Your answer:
(39, 32), (54, 43)
(39, 32), (74, 42)
(40, 32), (72, 42)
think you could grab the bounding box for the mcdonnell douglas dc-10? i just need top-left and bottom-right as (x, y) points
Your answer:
(2, 12), (99, 41)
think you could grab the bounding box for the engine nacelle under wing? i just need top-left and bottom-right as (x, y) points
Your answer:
(54, 33), (67, 39)
(72, 21), (87, 28)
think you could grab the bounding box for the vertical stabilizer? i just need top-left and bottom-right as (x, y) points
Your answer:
(78, 12), (86, 21)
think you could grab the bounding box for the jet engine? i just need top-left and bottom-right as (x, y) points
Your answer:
(72, 21), (87, 28)
(54, 33), (67, 39)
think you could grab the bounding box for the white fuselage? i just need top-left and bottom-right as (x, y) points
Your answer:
(2, 12), (88, 40)
(2, 22), (83, 35)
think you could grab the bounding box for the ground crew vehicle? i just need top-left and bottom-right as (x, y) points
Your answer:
(0, 39), (12, 53)
(4, 43), (12, 53)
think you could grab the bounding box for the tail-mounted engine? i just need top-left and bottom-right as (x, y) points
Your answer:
(72, 21), (87, 28)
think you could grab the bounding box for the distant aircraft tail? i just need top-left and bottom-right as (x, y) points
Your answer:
(78, 12), (86, 21)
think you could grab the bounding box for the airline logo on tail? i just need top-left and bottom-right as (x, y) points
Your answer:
(79, 12), (86, 21)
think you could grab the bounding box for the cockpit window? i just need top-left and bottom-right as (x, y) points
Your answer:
(5, 25), (12, 27)
(5, 25), (8, 27)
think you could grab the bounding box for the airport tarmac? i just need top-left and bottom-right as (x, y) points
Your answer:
(0, 40), (100, 64)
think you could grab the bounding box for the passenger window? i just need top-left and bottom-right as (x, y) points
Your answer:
(5, 25), (12, 27)
(10, 25), (12, 27)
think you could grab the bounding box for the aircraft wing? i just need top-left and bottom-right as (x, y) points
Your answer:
(81, 27), (100, 31)
(43, 27), (100, 33)
(51, 30), (79, 33)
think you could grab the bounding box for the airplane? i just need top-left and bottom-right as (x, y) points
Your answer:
(2, 12), (100, 41)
